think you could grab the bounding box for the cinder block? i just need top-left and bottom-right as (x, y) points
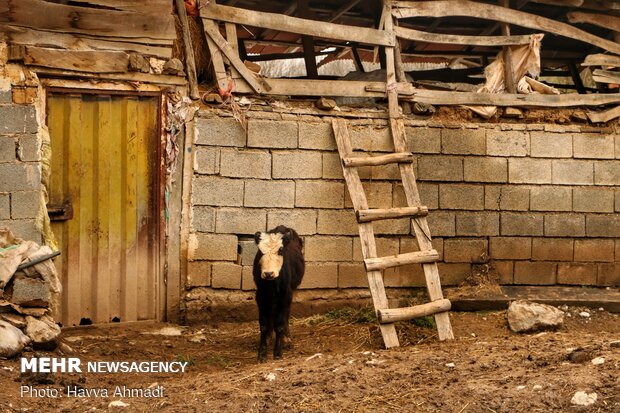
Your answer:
(437, 263), (472, 286)
(10, 191), (40, 219)
(304, 236), (352, 261)
(456, 212), (499, 236)
(374, 218), (411, 235)
(238, 239), (258, 266)
(273, 151), (322, 179)
(441, 128), (486, 155)
(211, 262), (242, 289)
(338, 263), (367, 288)
(444, 239), (488, 263)
(418, 183), (439, 210)
(299, 122), (335, 150)
(267, 209), (317, 235)
(573, 187), (614, 213)
(194, 147), (219, 174)
(500, 186), (530, 211)
(407, 127), (441, 153)
(345, 182), (392, 209)
(484, 186), (500, 210)
(247, 120), (298, 148)
(322, 153), (344, 179)
(353, 236), (399, 261)
(530, 132), (572, 158)
(384, 264), (425, 287)
(514, 261), (557, 285)
(215, 208), (266, 234)
(241, 266), (256, 291)
(617, 189), (620, 212)
(11, 276), (50, 307)
(557, 263), (597, 286)
(191, 206), (215, 232)
(529, 186), (572, 211)
(531, 238), (573, 262)
(494, 261), (514, 284)
(0, 105), (37, 134)
(551, 160), (594, 185)
(0, 219), (40, 243)
(427, 211), (456, 237)
(417, 156), (463, 181)
(598, 264), (620, 286)
(16, 134), (39, 162)
(594, 161), (620, 185)
(0, 194), (9, 219)
(186, 261), (211, 287)
(371, 163), (400, 180)
(573, 133), (614, 159)
(544, 213), (585, 237)
(0, 136), (15, 162)
(296, 180), (344, 208)
(299, 263), (338, 289)
(244, 179), (295, 208)
(574, 239), (614, 262)
(463, 158), (507, 183)
(586, 215), (620, 238)
(439, 184), (484, 210)
(317, 210), (358, 235)
(220, 149), (271, 179)
(0, 163), (40, 192)
(189, 233), (237, 261)
(486, 130), (529, 157)
(0, 90), (11, 104)
(350, 125), (393, 152)
(192, 176), (243, 206)
(400, 237), (443, 260)
(508, 158), (551, 184)
(490, 237), (531, 259)
(194, 117), (245, 147)
(501, 212), (544, 236)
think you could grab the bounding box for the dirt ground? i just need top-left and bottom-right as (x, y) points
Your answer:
(0, 306), (619, 413)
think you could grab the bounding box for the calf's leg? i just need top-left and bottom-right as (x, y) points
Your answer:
(257, 306), (272, 362)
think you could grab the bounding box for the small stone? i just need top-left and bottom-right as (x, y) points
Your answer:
(516, 385), (526, 390)
(559, 305), (569, 311)
(609, 341), (620, 348)
(315, 97), (337, 111)
(591, 357), (605, 365)
(504, 107), (524, 118)
(598, 307), (604, 312)
(108, 400), (130, 408)
(57, 342), (74, 355)
(202, 93), (223, 104)
(128, 53), (150, 73)
(471, 333), (476, 337)
(162, 58), (184, 76)
(0, 313), (27, 329)
(533, 385), (543, 391)
(264, 372), (276, 382)
(568, 348), (590, 364)
(570, 111), (588, 123)
(445, 362), (455, 368)
(25, 315), (61, 350)
(413, 102), (435, 115)
(507, 300), (564, 333)
(142, 326), (184, 336)
(570, 391), (597, 406)
(579, 311), (591, 318)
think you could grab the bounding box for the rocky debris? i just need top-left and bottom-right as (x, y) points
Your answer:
(568, 348), (591, 364)
(591, 357), (605, 365)
(504, 107), (524, 118)
(506, 300), (564, 333)
(11, 275), (51, 307)
(571, 391), (597, 407)
(315, 97), (337, 111)
(108, 400), (130, 408)
(128, 53), (151, 73)
(579, 311), (591, 318)
(1, 312), (26, 329)
(162, 58), (184, 76)
(25, 315), (61, 350)
(0, 320), (30, 358)
(609, 340), (620, 348)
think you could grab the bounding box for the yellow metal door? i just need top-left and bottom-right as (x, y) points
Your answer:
(47, 92), (160, 326)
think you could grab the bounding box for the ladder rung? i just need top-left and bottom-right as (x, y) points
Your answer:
(343, 152), (414, 167)
(377, 299), (451, 324)
(364, 249), (439, 272)
(356, 206), (429, 223)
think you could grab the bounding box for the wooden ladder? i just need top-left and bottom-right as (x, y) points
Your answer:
(332, 119), (454, 348)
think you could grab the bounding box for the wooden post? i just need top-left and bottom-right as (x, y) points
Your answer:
(500, 0), (516, 94)
(174, 0), (200, 99)
(298, 0), (319, 79)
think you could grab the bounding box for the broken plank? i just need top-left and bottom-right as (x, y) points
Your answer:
(8, 46), (129, 73)
(395, 26), (539, 46)
(61, 0), (171, 12)
(201, 3), (394, 47)
(582, 54), (620, 68)
(587, 105), (620, 123)
(392, 0), (620, 55)
(203, 19), (271, 93)
(264, 78), (412, 97)
(567, 11), (620, 32)
(592, 69), (620, 85)
(406, 89), (620, 107)
(1, 0), (176, 41)
(175, 0), (199, 99)
(30, 67), (187, 85)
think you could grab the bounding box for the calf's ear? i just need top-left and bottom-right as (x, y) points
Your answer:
(254, 232), (262, 244)
(282, 229), (292, 246)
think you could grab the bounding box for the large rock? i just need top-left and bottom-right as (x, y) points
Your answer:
(11, 275), (51, 307)
(507, 300), (564, 333)
(0, 319), (30, 358)
(25, 315), (60, 350)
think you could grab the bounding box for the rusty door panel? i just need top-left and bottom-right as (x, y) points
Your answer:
(47, 93), (159, 326)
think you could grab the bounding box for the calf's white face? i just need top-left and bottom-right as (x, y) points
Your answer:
(257, 232), (284, 280)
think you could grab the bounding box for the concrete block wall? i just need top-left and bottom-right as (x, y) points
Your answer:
(186, 106), (620, 310)
(0, 54), (43, 243)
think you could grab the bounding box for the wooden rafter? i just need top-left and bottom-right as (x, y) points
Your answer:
(395, 26), (540, 46)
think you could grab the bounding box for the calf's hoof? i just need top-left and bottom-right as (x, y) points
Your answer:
(282, 336), (293, 349)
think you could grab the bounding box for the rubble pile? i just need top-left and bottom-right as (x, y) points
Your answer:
(0, 228), (61, 357)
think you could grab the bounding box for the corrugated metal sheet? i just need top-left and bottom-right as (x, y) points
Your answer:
(47, 93), (160, 326)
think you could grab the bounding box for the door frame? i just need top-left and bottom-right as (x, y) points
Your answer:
(43, 83), (173, 323)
